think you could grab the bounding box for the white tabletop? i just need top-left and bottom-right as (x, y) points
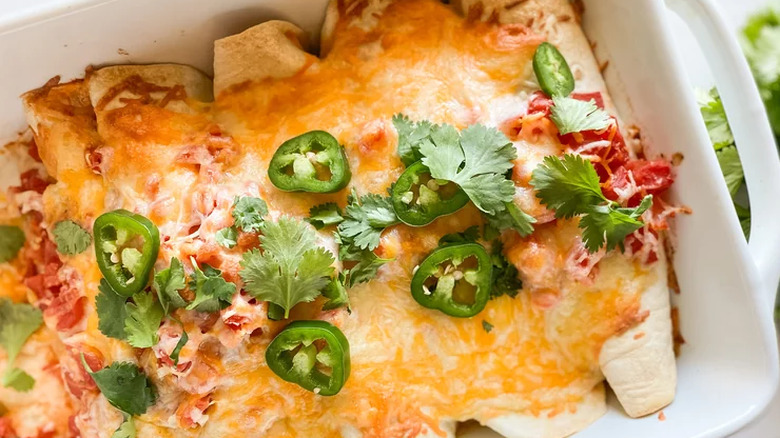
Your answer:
(0, 0), (777, 436)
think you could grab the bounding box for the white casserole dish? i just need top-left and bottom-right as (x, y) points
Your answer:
(0, 0), (778, 436)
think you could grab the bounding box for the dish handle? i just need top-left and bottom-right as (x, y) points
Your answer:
(667, 0), (780, 308)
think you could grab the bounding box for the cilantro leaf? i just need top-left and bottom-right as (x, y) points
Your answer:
(0, 225), (25, 263)
(490, 241), (522, 299)
(124, 292), (163, 348)
(336, 236), (392, 287)
(531, 154), (652, 252)
(716, 146), (745, 197)
(393, 114), (434, 167)
(0, 298), (42, 391)
(307, 203), (344, 229)
(52, 220), (92, 255)
(486, 202), (536, 237)
(216, 226), (238, 249)
(530, 154), (607, 218)
(3, 367), (35, 392)
(153, 258), (188, 315)
(240, 218), (335, 318)
(96, 280), (129, 340)
(112, 416), (136, 438)
(439, 226), (481, 246)
(337, 193), (398, 251)
(482, 320), (494, 333)
(84, 360), (157, 415)
(698, 88), (735, 150)
(186, 260), (235, 313)
(232, 196), (268, 233)
(579, 196), (652, 252)
(322, 275), (350, 311)
(549, 96), (611, 135)
(419, 123), (516, 215)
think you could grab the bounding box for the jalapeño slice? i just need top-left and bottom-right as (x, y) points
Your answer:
(411, 242), (492, 318)
(533, 42), (575, 98)
(265, 320), (351, 396)
(268, 130), (351, 193)
(93, 210), (160, 297)
(391, 161), (469, 226)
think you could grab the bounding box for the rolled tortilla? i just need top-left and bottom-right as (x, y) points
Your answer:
(598, 247), (676, 418)
(22, 80), (97, 180)
(450, 0), (676, 421)
(213, 21), (310, 96)
(452, 0), (615, 105)
(87, 63), (213, 112)
(485, 384), (606, 438)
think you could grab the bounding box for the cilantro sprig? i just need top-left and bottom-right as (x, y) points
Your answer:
(96, 280), (129, 340)
(417, 123), (517, 215)
(394, 115), (535, 234)
(489, 241), (522, 299)
(240, 217), (335, 318)
(186, 259), (236, 313)
(393, 114), (436, 167)
(337, 192), (398, 251)
(83, 357), (156, 437)
(153, 258), (187, 314)
(307, 203), (344, 229)
(0, 298), (43, 391)
(549, 96), (611, 135)
(125, 292), (164, 349)
(217, 196), (268, 248)
(530, 154), (652, 252)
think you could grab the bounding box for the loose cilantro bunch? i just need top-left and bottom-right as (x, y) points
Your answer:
(240, 217), (335, 318)
(698, 88), (749, 238)
(742, 4), (780, 139)
(530, 154), (652, 252)
(0, 298), (43, 392)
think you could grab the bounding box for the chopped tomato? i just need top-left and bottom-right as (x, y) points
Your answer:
(0, 418), (17, 438)
(11, 169), (50, 195)
(27, 139), (42, 163)
(67, 416), (80, 438)
(63, 347), (103, 399)
(526, 90), (605, 116)
(625, 159), (674, 195)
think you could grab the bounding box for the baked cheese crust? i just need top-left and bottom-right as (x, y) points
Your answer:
(2, 1), (678, 437)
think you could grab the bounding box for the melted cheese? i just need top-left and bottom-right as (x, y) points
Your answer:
(14, 0), (661, 437)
